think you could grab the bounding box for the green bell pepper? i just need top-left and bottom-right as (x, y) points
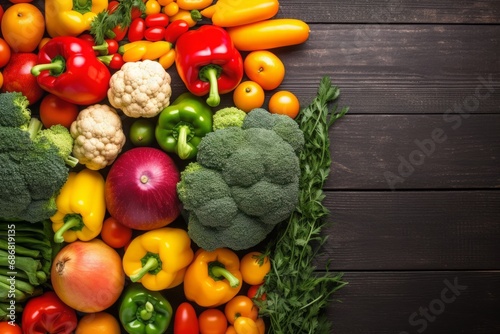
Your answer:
(119, 283), (173, 334)
(155, 92), (214, 160)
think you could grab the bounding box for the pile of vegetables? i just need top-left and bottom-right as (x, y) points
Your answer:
(0, 0), (349, 333)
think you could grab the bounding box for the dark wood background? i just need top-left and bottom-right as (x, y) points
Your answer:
(271, 1), (500, 333)
(3, 0), (499, 332)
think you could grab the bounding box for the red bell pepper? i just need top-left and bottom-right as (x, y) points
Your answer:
(21, 291), (77, 334)
(175, 25), (244, 107)
(31, 36), (111, 105)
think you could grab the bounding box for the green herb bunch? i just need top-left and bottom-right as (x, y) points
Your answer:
(256, 76), (349, 334)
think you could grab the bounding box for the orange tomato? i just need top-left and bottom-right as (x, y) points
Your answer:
(38, 37), (51, 50)
(0, 38), (11, 68)
(244, 50), (285, 90)
(240, 252), (271, 285)
(75, 312), (121, 334)
(268, 90), (300, 119)
(163, 1), (179, 16)
(199, 308), (228, 334)
(0, 322), (22, 334)
(224, 295), (259, 325)
(233, 81), (265, 112)
(1, 3), (45, 52)
(145, 0), (161, 14)
(39, 94), (80, 129)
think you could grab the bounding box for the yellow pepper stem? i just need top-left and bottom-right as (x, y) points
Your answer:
(54, 214), (84, 244)
(209, 262), (240, 288)
(130, 253), (161, 282)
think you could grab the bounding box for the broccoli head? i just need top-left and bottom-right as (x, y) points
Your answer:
(212, 107), (247, 130)
(0, 92), (31, 129)
(177, 109), (305, 251)
(0, 94), (72, 222)
(34, 124), (79, 167)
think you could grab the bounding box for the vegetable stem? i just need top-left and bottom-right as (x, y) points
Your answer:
(199, 65), (222, 107)
(176, 125), (193, 160)
(209, 263), (240, 288)
(53, 214), (84, 244)
(130, 256), (159, 282)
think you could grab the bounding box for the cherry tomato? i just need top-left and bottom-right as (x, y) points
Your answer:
(145, 13), (169, 27)
(75, 312), (121, 334)
(0, 5), (4, 22)
(107, 0), (119, 13)
(199, 308), (228, 334)
(107, 53), (125, 70)
(105, 39), (119, 54)
(233, 81), (265, 112)
(128, 17), (146, 42)
(240, 252), (271, 285)
(111, 24), (128, 41)
(0, 322), (22, 334)
(1, 3), (45, 53)
(145, 0), (161, 15)
(247, 284), (267, 301)
(100, 216), (133, 249)
(224, 295), (259, 325)
(39, 94), (80, 129)
(164, 19), (189, 44)
(129, 118), (155, 146)
(268, 90), (300, 119)
(0, 38), (11, 68)
(234, 317), (259, 334)
(130, 6), (143, 19)
(244, 50), (285, 90)
(163, 1), (179, 16)
(174, 302), (199, 334)
(144, 26), (166, 41)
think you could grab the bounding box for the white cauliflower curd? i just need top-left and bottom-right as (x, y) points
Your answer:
(70, 104), (126, 170)
(107, 59), (172, 118)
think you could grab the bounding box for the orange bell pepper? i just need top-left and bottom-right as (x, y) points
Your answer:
(183, 248), (242, 307)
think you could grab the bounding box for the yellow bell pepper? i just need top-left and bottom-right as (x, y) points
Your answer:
(122, 227), (194, 291)
(176, 0), (213, 11)
(183, 248), (242, 307)
(200, 0), (279, 27)
(50, 168), (106, 243)
(45, 0), (109, 37)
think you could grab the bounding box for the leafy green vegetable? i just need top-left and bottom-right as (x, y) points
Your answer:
(212, 106), (247, 130)
(256, 76), (349, 334)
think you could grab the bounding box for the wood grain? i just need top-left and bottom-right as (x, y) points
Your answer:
(326, 115), (500, 189)
(327, 271), (500, 334)
(277, 0), (500, 24)
(316, 191), (500, 270)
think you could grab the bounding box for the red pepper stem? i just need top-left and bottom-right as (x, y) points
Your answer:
(54, 214), (84, 244)
(199, 65), (222, 107)
(31, 57), (65, 77)
(177, 125), (193, 160)
(210, 264), (240, 288)
(130, 256), (159, 282)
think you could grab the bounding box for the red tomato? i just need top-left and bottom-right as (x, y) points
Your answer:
(112, 24), (128, 41)
(0, 322), (22, 334)
(107, 53), (125, 70)
(128, 17), (146, 42)
(199, 308), (228, 334)
(247, 284), (267, 301)
(144, 26), (166, 41)
(0, 38), (11, 68)
(9, 0), (34, 3)
(105, 38), (119, 54)
(164, 19), (189, 44)
(100, 216), (133, 249)
(39, 94), (79, 129)
(145, 13), (169, 27)
(0, 5), (4, 22)
(107, 0), (119, 13)
(174, 302), (199, 334)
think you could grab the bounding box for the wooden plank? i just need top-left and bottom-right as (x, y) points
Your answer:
(277, 0), (500, 24)
(325, 115), (500, 189)
(316, 191), (500, 270)
(327, 271), (500, 333)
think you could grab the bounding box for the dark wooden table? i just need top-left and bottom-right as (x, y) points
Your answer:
(269, 1), (500, 333)
(3, 0), (499, 332)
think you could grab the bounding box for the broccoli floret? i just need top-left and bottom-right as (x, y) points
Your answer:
(0, 92), (31, 129)
(34, 124), (79, 167)
(243, 108), (305, 153)
(187, 212), (275, 251)
(212, 107), (247, 130)
(177, 119), (304, 251)
(0, 93), (71, 222)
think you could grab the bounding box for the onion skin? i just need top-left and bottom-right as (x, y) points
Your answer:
(51, 239), (125, 313)
(105, 147), (181, 230)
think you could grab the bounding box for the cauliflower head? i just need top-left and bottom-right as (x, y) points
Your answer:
(70, 104), (126, 170)
(107, 59), (172, 118)
(177, 110), (305, 251)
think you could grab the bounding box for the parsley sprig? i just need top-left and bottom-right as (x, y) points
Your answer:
(257, 76), (349, 334)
